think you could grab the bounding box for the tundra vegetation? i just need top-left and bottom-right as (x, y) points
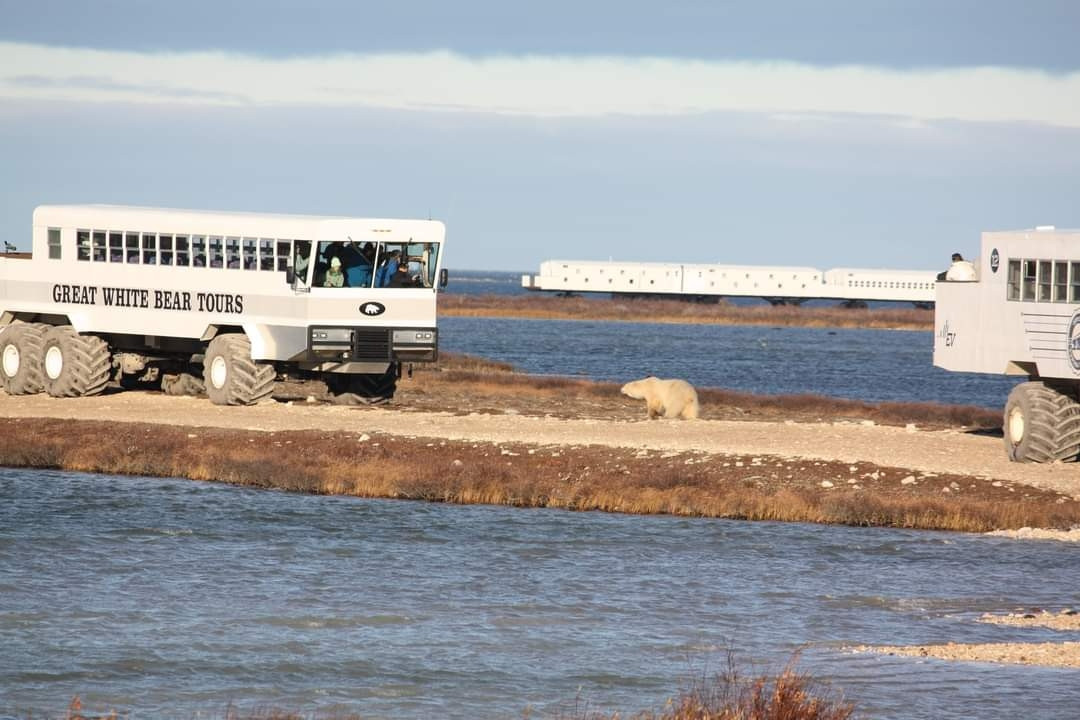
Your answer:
(1, 354), (1074, 533)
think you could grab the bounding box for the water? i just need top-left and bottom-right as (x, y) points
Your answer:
(2, 469), (1078, 719)
(440, 316), (1018, 409)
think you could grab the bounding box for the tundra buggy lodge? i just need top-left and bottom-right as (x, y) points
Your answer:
(0, 205), (447, 405)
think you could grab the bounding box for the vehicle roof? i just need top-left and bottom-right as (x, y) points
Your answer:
(32, 204), (444, 237)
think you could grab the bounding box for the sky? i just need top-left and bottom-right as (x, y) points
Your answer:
(1, 1), (1078, 272)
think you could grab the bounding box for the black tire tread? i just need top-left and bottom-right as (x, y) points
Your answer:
(1004, 381), (1080, 463)
(203, 334), (275, 406)
(0, 323), (46, 395)
(43, 326), (111, 398)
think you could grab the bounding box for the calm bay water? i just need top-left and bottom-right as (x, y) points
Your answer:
(439, 316), (1018, 409)
(2, 469), (1078, 719)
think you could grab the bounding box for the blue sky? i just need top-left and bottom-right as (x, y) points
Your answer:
(2, 1), (1078, 271)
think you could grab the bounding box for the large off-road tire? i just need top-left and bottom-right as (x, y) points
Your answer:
(203, 334), (275, 406)
(1049, 384), (1080, 462)
(326, 365), (398, 405)
(162, 371), (205, 397)
(1003, 381), (1080, 462)
(41, 326), (111, 398)
(0, 323), (46, 395)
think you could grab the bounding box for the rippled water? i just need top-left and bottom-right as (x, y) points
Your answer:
(440, 316), (1018, 409)
(2, 469), (1078, 719)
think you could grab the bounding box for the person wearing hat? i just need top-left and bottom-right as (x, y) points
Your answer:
(944, 251), (976, 281)
(324, 256), (345, 287)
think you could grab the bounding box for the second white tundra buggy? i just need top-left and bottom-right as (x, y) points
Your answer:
(934, 226), (1080, 462)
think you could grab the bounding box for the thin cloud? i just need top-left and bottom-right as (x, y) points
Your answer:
(1, 42), (1078, 127)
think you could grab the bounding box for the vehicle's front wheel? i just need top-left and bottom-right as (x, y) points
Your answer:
(203, 334), (275, 406)
(41, 326), (111, 398)
(1003, 381), (1080, 462)
(0, 323), (46, 395)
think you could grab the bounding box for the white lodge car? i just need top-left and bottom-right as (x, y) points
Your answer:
(0, 205), (447, 405)
(934, 226), (1080, 462)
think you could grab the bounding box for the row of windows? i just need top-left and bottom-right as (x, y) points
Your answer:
(60, 228), (296, 271)
(847, 280), (934, 290)
(1007, 259), (1080, 303)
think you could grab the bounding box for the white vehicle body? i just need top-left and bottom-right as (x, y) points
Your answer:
(0, 204), (447, 405)
(933, 227), (1080, 462)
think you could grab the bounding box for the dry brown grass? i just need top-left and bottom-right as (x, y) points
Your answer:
(3, 417), (1077, 533)
(440, 294), (933, 331)
(563, 653), (855, 720)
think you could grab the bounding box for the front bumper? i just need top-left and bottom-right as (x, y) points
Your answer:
(308, 326), (438, 363)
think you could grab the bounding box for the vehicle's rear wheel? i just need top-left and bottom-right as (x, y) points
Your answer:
(0, 323), (47, 395)
(203, 334), (275, 406)
(1003, 381), (1080, 462)
(162, 371), (205, 397)
(1049, 384), (1080, 462)
(41, 326), (111, 398)
(326, 365), (398, 405)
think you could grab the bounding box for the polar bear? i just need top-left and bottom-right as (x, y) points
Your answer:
(620, 376), (700, 420)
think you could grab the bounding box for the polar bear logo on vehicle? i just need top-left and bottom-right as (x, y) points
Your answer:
(360, 302), (386, 316)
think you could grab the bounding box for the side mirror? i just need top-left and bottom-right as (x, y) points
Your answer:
(440, 268), (449, 288)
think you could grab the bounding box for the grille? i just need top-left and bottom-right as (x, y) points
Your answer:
(353, 328), (391, 360)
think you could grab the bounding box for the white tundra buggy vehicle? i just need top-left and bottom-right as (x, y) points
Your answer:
(0, 204), (447, 405)
(934, 226), (1080, 462)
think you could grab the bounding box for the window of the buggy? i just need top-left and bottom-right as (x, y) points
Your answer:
(371, 241), (439, 288)
(208, 236), (224, 268)
(293, 240), (314, 284)
(1020, 259), (1037, 301)
(63, 226), (312, 275)
(1054, 261), (1069, 302)
(191, 235), (207, 266)
(259, 238), (274, 271)
(242, 237), (258, 270)
(311, 240), (377, 288)
(47, 227), (61, 260)
(175, 235), (190, 266)
(225, 236), (241, 269)
(141, 232), (157, 265)
(276, 241), (290, 272)
(108, 231), (123, 262)
(92, 230), (107, 262)
(1037, 260), (1052, 302)
(1009, 258), (1080, 303)
(125, 231), (140, 263)
(159, 234), (174, 266)
(76, 229), (90, 261)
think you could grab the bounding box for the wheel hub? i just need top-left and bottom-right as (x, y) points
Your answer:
(209, 355), (228, 389)
(1007, 406), (1025, 444)
(44, 345), (64, 380)
(1, 344), (19, 378)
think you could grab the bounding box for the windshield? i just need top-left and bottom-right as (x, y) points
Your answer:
(313, 240), (440, 289)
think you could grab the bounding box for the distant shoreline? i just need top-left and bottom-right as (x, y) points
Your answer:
(439, 293), (934, 330)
